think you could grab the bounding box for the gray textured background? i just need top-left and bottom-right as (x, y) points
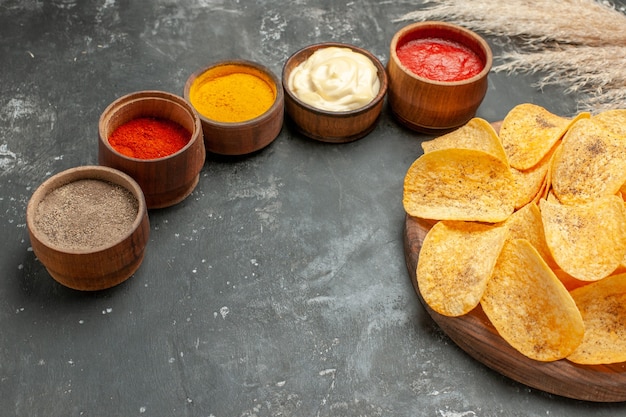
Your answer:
(1, 0), (625, 416)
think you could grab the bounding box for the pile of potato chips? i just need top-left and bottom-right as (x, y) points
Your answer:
(403, 104), (626, 364)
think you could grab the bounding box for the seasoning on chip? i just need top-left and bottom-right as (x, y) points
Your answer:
(421, 118), (508, 166)
(499, 103), (589, 171)
(403, 148), (515, 222)
(417, 220), (508, 317)
(551, 116), (626, 205)
(481, 239), (584, 362)
(540, 195), (626, 281)
(567, 273), (626, 365)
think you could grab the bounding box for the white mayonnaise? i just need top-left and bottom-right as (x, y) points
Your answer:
(288, 46), (380, 112)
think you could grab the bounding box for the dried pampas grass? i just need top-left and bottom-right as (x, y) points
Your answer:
(396, 0), (626, 112)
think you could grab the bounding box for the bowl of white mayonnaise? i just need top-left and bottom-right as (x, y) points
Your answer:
(282, 42), (388, 143)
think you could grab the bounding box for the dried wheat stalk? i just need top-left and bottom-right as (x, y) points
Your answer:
(396, 0), (626, 112)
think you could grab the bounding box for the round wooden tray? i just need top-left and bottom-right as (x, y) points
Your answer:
(403, 213), (626, 402)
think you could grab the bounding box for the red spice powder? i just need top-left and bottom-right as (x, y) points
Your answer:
(397, 37), (484, 82)
(108, 117), (191, 159)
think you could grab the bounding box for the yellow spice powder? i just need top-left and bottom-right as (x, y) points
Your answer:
(190, 66), (276, 123)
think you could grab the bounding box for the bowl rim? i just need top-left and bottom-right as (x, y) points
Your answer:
(98, 90), (203, 163)
(389, 20), (493, 86)
(26, 165), (147, 255)
(281, 41), (389, 117)
(183, 59), (285, 128)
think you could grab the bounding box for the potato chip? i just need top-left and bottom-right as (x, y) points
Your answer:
(544, 189), (560, 204)
(421, 118), (508, 165)
(591, 109), (626, 138)
(504, 202), (555, 268)
(539, 142), (562, 202)
(540, 195), (626, 281)
(403, 148), (515, 222)
(552, 268), (589, 292)
(567, 273), (626, 365)
(499, 103), (589, 170)
(417, 220), (508, 317)
(510, 144), (555, 209)
(481, 239), (584, 361)
(509, 164), (545, 209)
(615, 241), (626, 275)
(551, 117), (626, 204)
(531, 180), (548, 207)
(619, 251), (626, 274)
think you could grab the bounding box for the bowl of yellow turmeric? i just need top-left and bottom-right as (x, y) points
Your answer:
(184, 60), (284, 156)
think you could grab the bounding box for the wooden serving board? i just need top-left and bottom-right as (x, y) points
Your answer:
(403, 214), (626, 402)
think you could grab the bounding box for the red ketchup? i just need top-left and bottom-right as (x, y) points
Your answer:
(396, 37), (484, 82)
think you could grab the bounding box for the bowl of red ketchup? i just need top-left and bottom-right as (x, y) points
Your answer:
(387, 21), (493, 133)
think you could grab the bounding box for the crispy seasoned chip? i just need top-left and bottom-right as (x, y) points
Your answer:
(540, 196), (626, 281)
(551, 117), (626, 204)
(619, 250), (626, 275)
(540, 142), (562, 203)
(510, 145), (554, 209)
(510, 166), (546, 209)
(567, 273), (626, 365)
(592, 109), (626, 138)
(481, 239), (584, 361)
(417, 220), (508, 317)
(499, 103), (589, 170)
(615, 245), (626, 275)
(552, 268), (589, 292)
(421, 118), (508, 165)
(545, 190), (560, 204)
(403, 149), (515, 222)
(504, 202), (555, 268)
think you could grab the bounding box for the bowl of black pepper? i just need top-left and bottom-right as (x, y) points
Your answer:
(26, 165), (150, 291)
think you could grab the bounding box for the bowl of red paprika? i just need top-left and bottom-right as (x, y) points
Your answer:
(184, 60), (284, 156)
(98, 90), (206, 209)
(387, 21), (493, 134)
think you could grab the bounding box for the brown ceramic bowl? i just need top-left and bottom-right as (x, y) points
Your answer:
(98, 90), (205, 209)
(387, 21), (493, 133)
(184, 60), (284, 156)
(26, 165), (150, 291)
(282, 42), (388, 143)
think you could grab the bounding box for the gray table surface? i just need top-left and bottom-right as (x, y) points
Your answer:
(2, 0), (625, 416)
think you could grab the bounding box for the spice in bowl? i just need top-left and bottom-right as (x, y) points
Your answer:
(34, 178), (138, 251)
(98, 90), (206, 209)
(396, 37), (484, 82)
(287, 46), (381, 112)
(184, 60), (284, 156)
(26, 165), (150, 291)
(188, 63), (276, 123)
(108, 117), (191, 160)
